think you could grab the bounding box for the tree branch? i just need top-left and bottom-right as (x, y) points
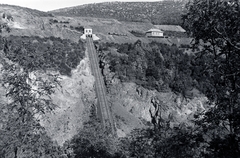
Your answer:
(214, 27), (240, 50)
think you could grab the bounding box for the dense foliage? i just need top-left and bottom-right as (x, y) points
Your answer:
(112, 1), (240, 158)
(0, 23), (11, 33)
(119, 125), (205, 158)
(2, 35), (85, 76)
(93, 1), (240, 157)
(0, 42), (64, 157)
(65, 105), (125, 158)
(51, 0), (188, 25)
(97, 40), (196, 99)
(182, 0), (240, 157)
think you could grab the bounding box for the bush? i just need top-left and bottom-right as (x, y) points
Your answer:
(1, 35), (85, 76)
(66, 105), (125, 158)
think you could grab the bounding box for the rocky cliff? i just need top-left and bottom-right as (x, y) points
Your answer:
(101, 52), (208, 137)
(109, 81), (207, 137)
(40, 57), (96, 145)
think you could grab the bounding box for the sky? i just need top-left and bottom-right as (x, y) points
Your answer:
(1, 0), (161, 12)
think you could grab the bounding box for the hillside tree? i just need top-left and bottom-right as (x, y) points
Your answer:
(183, 0), (240, 157)
(0, 40), (62, 157)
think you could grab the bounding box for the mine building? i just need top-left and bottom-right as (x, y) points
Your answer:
(84, 28), (92, 37)
(146, 28), (164, 38)
(81, 28), (100, 40)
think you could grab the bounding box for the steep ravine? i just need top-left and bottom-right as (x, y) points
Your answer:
(1, 5), (208, 145)
(40, 57), (96, 145)
(39, 44), (207, 144)
(102, 62), (208, 137)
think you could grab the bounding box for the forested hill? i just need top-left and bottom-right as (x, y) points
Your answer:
(50, 0), (188, 25)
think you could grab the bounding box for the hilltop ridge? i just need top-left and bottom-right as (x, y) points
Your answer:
(0, 4), (53, 17)
(50, 1), (188, 25)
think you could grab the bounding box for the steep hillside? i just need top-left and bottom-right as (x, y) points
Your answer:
(0, 4), (53, 17)
(41, 57), (96, 145)
(50, 1), (188, 25)
(0, 5), (82, 42)
(95, 40), (208, 137)
(0, 5), (93, 146)
(109, 82), (207, 137)
(0, 2), (195, 149)
(1, 1), (239, 157)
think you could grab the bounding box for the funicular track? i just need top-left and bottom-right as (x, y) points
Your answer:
(86, 37), (115, 135)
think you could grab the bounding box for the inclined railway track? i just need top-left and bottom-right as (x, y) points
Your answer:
(86, 37), (115, 135)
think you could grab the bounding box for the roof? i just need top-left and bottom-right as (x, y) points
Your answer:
(154, 25), (186, 32)
(146, 28), (163, 33)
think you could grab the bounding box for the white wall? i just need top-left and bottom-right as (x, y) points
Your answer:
(146, 31), (163, 37)
(84, 29), (92, 35)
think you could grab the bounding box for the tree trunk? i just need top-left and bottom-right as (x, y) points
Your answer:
(14, 147), (18, 158)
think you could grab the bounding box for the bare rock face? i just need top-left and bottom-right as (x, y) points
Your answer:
(40, 57), (96, 145)
(98, 51), (208, 137)
(109, 82), (208, 137)
(0, 69), (8, 129)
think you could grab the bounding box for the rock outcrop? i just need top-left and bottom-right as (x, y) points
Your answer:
(99, 56), (208, 137)
(109, 81), (208, 137)
(40, 57), (96, 145)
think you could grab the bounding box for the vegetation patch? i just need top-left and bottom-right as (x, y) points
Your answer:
(1, 35), (85, 76)
(70, 25), (84, 33)
(98, 40), (196, 98)
(164, 31), (188, 38)
(129, 30), (145, 37)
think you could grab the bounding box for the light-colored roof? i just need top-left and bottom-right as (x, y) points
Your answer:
(146, 28), (163, 33)
(154, 25), (186, 32)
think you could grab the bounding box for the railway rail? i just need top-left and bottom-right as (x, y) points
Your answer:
(86, 37), (115, 135)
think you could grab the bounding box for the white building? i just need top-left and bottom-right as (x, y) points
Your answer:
(81, 28), (100, 40)
(84, 28), (92, 37)
(146, 28), (164, 37)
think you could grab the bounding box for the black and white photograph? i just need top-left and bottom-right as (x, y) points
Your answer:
(0, 0), (239, 157)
